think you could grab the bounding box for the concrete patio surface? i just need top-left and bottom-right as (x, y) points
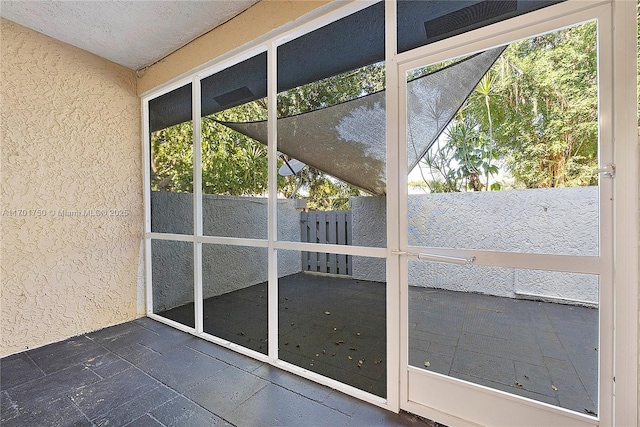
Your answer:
(157, 272), (598, 416)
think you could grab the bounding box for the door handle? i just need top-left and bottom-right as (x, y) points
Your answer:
(392, 250), (475, 265)
(593, 163), (615, 178)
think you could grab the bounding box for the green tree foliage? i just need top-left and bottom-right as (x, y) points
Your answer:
(494, 21), (598, 188)
(153, 21), (599, 201)
(151, 62), (385, 210)
(419, 116), (498, 193)
(151, 123), (193, 192)
(421, 21), (598, 191)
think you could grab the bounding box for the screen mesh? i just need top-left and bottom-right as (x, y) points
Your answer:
(219, 47), (504, 195)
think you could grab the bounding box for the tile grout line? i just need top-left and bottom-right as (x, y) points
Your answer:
(125, 355), (239, 426)
(24, 351), (47, 376)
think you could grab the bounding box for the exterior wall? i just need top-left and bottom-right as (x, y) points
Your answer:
(150, 192), (301, 311)
(137, 0), (331, 95)
(352, 187), (599, 304)
(0, 19), (142, 356)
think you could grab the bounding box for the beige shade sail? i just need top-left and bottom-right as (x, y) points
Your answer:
(217, 47), (505, 196)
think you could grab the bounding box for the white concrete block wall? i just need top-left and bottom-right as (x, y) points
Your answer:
(151, 187), (600, 310)
(151, 192), (301, 311)
(352, 187), (599, 305)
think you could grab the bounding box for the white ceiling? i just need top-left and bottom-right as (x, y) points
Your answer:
(0, 0), (260, 70)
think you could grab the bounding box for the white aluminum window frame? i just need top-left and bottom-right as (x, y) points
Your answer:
(141, 0), (637, 423)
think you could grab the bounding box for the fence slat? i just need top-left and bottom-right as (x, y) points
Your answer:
(328, 211), (337, 273)
(300, 209), (352, 275)
(300, 212), (309, 271)
(336, 211), (347, 274)
(308, 211), (318, 271)
(317, 213), (327, 272)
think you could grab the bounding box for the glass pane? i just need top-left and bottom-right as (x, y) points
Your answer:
(202, 244), (268, 355)
(275, 3), (386, 247)
(151, 239), (194, 328)
(397, 0), (563, 54)
(278, 250), (387, 397)
(149, 84), (193, 235)
(408, 261), (598, 415)
(406, 22), (599, 256)
(200, 53), (268, 239)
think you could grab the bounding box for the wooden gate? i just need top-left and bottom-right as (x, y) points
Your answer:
(300, 210), (352, 275)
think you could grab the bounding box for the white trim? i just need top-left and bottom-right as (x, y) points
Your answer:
(199, 331), (270, 362)
(406, 367), (600, 427)
(141, 0), (638, 423)
(193, 76), (203, 335)
(405, 248), (603, 275)
(198, 45), (268, 82)
(272, 240), (386, 258)
(141, 76), (193, 105)
(268, 40), (279, 363)
(396, 2), (618, 425)
(272, 1), (378, 48)
(146, 232), (197, 242)
(384, 0), (400, 414)
(142, 97), (153, 315)
(395, 0), (609, 68)
(273, 358), (389, 409)
(137, 1), (349, 99)
(595, 6), (615, 423)
(147, 312), (196, 334)
(198, 235), (268, 248)
(611, 1), (639, 425)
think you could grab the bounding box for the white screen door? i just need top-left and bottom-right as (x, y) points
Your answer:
(396, 4), (613, 425)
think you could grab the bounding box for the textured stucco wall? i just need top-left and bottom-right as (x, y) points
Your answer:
(352, 187), (599, 303)
(1, 19), (142, 356)
(150, 192), (301, 311)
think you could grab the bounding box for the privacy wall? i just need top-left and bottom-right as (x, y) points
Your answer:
(150, 192), (302, 312)
(0, 19), (142, 356)
(352, 187), (599, 305)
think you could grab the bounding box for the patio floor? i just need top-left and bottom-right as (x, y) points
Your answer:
(0, 317), (439, 427)
(8, 272), (597, 425)
(156, 272), (598, 416)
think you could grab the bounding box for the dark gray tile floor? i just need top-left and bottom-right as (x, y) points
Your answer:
(0, 317), (440, 427)
(158, 273), (387, 398)
(157, 272), (598, 417)
(407, 287), (598, 416)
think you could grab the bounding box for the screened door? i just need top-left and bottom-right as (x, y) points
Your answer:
(396, 5), (613, 425)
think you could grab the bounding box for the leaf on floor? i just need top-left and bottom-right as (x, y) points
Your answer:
(424, 361), (430, 367)
(325, 311), (331, 315)
(551, 385), (558, 391)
